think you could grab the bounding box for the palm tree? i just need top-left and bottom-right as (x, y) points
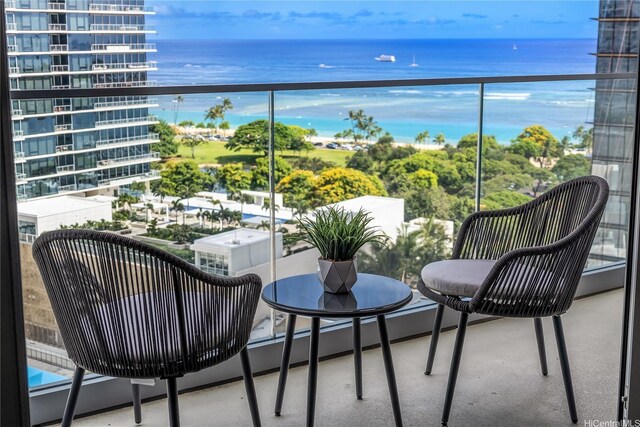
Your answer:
(559, 135), (572, 157)
(572, 125), (593, 154)
(257, 220), (270, 231)
(205, 105), (224, 131)
(415, 130), (431, 145)
(173, 95), (184, 125)
(181, 135), (205, 159)
(433, 133), (446, 145)
(170, 200), (184, 224)
(219, 121), (230, 137)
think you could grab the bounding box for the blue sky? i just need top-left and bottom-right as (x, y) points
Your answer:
(147, 1), (599, 40)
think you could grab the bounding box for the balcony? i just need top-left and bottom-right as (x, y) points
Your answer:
(97, 169), (160, 187)
(50, 44), (68, 52)
(7, 45), (18, 53)
(65, 289), (622, 426)
(15, 173), (27, 183)
(89, 24), (155, 32)
(47, 2), (66, 10)
(48, 23), (67, 31)
(93, 80), (158, 89)
(12, 130), (24, 140)
(88, 3), (154, 13)
(11, 108), (23, 118)
(95, 115), (158, 127)
(56, 165), (75, 172)
(53, 105), (71, 112)
(7, 22), (17, 31)
(14, 152), (25, 163)
(50, 64), (70, 72)
(51, 84), (71, 90)
(58, 184), (77, 193)
(94, 98), (158, 109)
(54, 124), (72, 132)
(90, 43), (156, 52)
(96, 152), (160, 168)
(91, 61), (157, 72)
(55, 144), (73, 153)
(18, 233), (37, 243)
(96, 132), (160, 147)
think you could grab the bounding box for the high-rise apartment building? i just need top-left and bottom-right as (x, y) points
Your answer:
(590, 0), (639, 264)
(5, 0), (160, 208)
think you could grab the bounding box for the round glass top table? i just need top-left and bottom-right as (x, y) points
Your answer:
(262, 273), (412, 427)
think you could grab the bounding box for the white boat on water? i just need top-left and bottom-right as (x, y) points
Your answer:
(409, 55), (419, 67)
(513, 44), (518, 50)
(375, 54), (396, 62)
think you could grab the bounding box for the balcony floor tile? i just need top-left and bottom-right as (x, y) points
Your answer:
(67, 288), (622, 427)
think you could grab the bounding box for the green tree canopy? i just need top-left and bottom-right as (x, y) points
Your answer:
(181, 135), (207, 159)
(225, 120), (303, 154)
(251, 156), (293, 190)
(551, 154), (591, 181)
(276, 169), (317, 213)
(150, 120), (178, 158)
(312, 167), (387, 205)
(214, 162), (251, 199)
(481, 190), (531, 210)
(292, 157), (336, 173)
(157, 160), (213, 197)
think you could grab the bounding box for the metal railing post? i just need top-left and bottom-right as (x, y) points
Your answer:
(268, 91), (277, 337)
(475, 83), (485, 212)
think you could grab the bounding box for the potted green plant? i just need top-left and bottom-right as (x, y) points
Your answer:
(299, 206), (387, 294)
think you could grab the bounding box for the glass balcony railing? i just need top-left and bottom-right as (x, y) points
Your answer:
(9, 72), (635, 393)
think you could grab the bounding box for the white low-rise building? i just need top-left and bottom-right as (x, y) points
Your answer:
(17, 196), (113, 243)
(191, 228), (283, 277)
(330, 196), (405, 242)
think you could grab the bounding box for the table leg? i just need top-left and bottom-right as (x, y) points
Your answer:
(306, 317), (321, 427)
(275, 314), (297, 416)
(353, 318), (363, 399)
(377, 315), (403, 427)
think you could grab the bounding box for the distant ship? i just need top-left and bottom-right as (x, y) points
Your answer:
(513, 44), (518, 50)
(409, 55), (419, 67)
(375, 54), (396, 62)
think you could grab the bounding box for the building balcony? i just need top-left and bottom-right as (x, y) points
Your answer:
(15, 173), (27, 183)
(91, 43), (156, 53)
(14, 152), (25, 163)
(57, 184), (77, 193)
(91, 61), (157, 72)
(7, 23), (17, 31)
(49, 23), (67, 31)
(96, 133), (160, 148)
(55, 144), (73, 153)
(11, 108), (23, 118)
(89, 24), (155, 32)
(65, 289), (622, 426)
(95, 115), (158, 128)
(97, 169), (160, 187)
(7, 45), (18, 53)
(50, 44), (68, 52)
(47, 2), (66, 10)
(18, 232), (37, 243)
(96, 152), (160, 168)
(12, 130), (24, 141)
(53, 105), (72, 113)
(56, 165), (75, 173)
(93, 80), (158, 89)
(51, 84), (71, 90)
(54, 124), (72, 132)
(88, 3), (154, 14)
(50, 65), (70, 72)
(94, 98), (158, 110)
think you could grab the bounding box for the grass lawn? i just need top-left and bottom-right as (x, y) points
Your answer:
(174, 141), (352, 167)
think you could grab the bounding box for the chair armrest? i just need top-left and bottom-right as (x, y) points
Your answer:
(467, 228), (595, 316)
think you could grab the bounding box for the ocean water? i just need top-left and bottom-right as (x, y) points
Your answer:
(148, 38), (603, 144)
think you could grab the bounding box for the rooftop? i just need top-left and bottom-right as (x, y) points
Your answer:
(17, 196), (110, 218)
(191, 228), (272, 250)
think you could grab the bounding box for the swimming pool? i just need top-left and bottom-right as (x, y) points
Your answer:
(28, 366), (67, 388)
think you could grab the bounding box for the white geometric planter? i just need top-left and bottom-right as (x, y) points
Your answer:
(317, 257), (358, 294)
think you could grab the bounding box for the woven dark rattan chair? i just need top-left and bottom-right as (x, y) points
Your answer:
(32, 229), (263, 427)
(417, 175), (609, 426)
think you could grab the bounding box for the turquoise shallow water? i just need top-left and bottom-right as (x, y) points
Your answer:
(148, 38), (600, 144)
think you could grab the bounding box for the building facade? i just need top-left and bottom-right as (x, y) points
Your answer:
(590, 0), (639, 264)
(5, 0), (159, 202)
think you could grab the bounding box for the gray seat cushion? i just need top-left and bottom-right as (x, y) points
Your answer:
(421, 259), (497, 298)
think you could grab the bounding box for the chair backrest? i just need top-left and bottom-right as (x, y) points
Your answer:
(32, 229), (262, 379)
(470, 175), (609, 317)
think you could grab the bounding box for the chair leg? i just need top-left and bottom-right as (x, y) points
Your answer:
(61, 367), (85, 427)
(533, 318), (549, 376)
(425, 303), (445, 375)
(240, 347), (262, 427)
(132, 383), (142, 424)
(442, 312), (468, 427)
(166, 377), (180, 427)
(552, 315), (578, 424)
